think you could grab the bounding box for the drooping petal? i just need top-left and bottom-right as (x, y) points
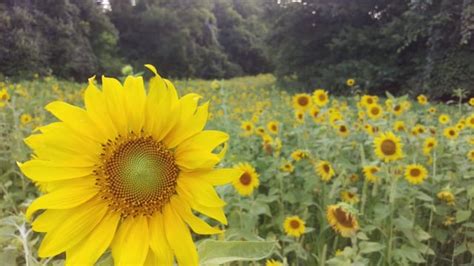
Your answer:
(111, 215), (149, 266)
(179, 168), (242, 186)
(38, 197), (108, 258)
(148, 212), (174, 265)
(177, 178), (225, 207)
(163, 204), (198, 265)
(171, 196), (222, 235)
(26, 179), (98, 220)
(65, 211), (120, 266)
(18, 160), (93, 182)
(45, 101), (106, 143)
(177, 186), (227, 225)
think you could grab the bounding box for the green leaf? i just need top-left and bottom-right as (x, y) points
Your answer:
(198, 240), (276, 265)
(400, 245), (426, 263)
(456, 210), (472, 223)
(359, 241), (385, 254)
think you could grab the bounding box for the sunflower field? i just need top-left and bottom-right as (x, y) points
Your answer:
(0, 72), (473, 266)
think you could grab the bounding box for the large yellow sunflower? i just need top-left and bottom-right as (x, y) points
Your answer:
(316, 160), (336, 182)
(373, 132), (403, 162)
(292, 93), (312, 111)
(232, 163), (259, 196)
(404, 164), (428, 185)
(283, 215), (306, 237)
(326, 204), (359, 237)
(19, 65), (242, 265)
(313, 89), (329, 107)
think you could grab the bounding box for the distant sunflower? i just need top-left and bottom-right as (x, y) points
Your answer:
(310, 106), (320, 121)
(363, 165), (380, 183)
(281, 162), (294, 173)
(437, 191), (455, 205)
(326, 204), (359, 237)
(295, 110), (305, 123)
(20, 113), (33, 125)
(360, 95), (378, 107)
(470, 98), (474, 106)
(428, 107), (436, 114)
(337, 124), (350, 137)
(373, 132), (403, 162)
(439, 114), (450, 124)
(423, 137), (437, 155)
(443, 127), (459, 140)
(283, 216), (306, 237)
(391, 104), (404, 116)
(316, 160), (335, 182)
(256, 126), (265, 136)
(393, 121), (406, 132)
(267, 121), (279, 135)
(466, 113), (474, 128)
(417, 94), (428, 105)
(340, 190), (359, 204)
(404, 164), (428, 185)
(233, 163), (259, 196)
(266, 259), (283, 266)
(240, 121), (254, 136)
(292, 93), (312, 111)
(468, 150), (474, 161)
(291, 150), (307, 161)
(313, 89), (329, 107)
(366, 104), (384, 120)
(19, 65), (240, 265)
(346, 78), (355, 87)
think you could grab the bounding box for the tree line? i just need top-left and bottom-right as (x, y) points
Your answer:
(0, 0), (472, 97)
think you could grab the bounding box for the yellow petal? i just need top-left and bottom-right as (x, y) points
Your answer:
(178, 178), (225, 207)
(32, 209), (69, 232)
(175, 151), (220, 171)
(175, 130), (228, 156)
(148, 213), (174, 265)
(163, 203), (198, 265)
(178, 187), (227, 225)
(18, 160), (93, 182)
(123, 76), (146, 133)
(45, 101), (105, 143)
(111, 215), (149, 266)
(102, 76), (128, 136)
(38, 197), (108, 258)
(171, 196), (222, 235)
(26, 179), (98, 220)
(179, 168), (242, 186)
(65, 211), (120, 266)
(84, 78), (118, 140)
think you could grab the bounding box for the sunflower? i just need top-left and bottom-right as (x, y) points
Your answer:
(292, 93), (312, 111)
(439, 114), (450, 124)
(267, 121), (279, 135)
(391, 104), (404, 116)
(232, 163), (259, 196)
(291, 149), (307, 161)
(309, 106), (320, 121)
(266, 259), (283, 266)
(443, 127), (459, 140)
(0, 88), (10, 102)
(346, 78), (355, 87)
(423, 137), (437, 155)
(283, 216), (306, 237)
(404, 164), (428, 185)
(256, 126), (265, 136)
(428, 107), (436, 114)
(417, 94), (428, 105)
(366, 104), (384, 120)
(373, 132), (403, 162)
(363, 165), (380, 183)
(470, 97), (474, 106)
(281, 162), (294, 173)
(393, 121), (406, 132)
(468, 150), (474, 161)
(336, 124), (350, 137)
(295, 110), (305, 123)
(437, 191), (455, 205)
(20, 113), (33, 125)
(360, 95), (378, 107)
(313, 89), (329, 107)
(240, 121), (254, 136)
(340, 190), (359, 204)
(326, 204), (359, 237)
(466, 113), (474, 128)
(19, 66), (242, 265)
(316, 160), (335, 182)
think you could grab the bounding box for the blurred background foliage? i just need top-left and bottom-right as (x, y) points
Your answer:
(0, 0), (473, 98)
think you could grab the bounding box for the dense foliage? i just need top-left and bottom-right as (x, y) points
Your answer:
(0, 0), (473, 97)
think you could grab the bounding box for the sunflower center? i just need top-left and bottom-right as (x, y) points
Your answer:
(340, 126), (347, 132)
(319, 94), (326, 101)
(271, 125), (277, 131)
(410, 168), (421, 177)
(333, 207), (354, 228)
(298, 97), (309, 106)
(370, 107), (380, 115)
(323, 164), (330, 173)
(95, 134), (179, 217)
(381, 139), (396, 155)
(240, 172), (252, 186)
(394, 105), (401, 111)
(290, 220), (300, 229)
